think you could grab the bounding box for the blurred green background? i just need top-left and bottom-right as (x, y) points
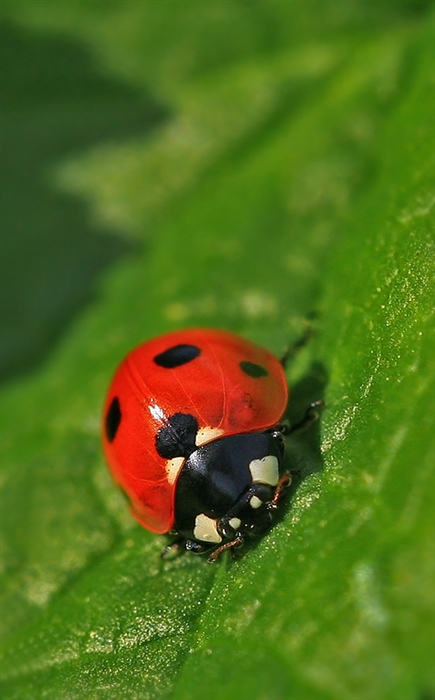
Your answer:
(1, 2), (434, 699)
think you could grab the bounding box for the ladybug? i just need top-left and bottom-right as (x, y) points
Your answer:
(102, 328), (309, 561)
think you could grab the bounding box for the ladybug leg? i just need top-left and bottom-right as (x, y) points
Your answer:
(207, 535), (244, 563)
(265, 426), (287, 447)
(268, 472), (292, 510)
(288, 400), (324, 434)
(217, 482), (277, 536)
(208, 476), (293, 563)
(161, 537), (214, 559)
(161, 538), (184, 560)
(210, 477), (291, 563)
(268, 402), (324, 438)
(280, 320), (316, 368)
(185, 539), (211, 555)
(231, 483), (276, 524)
(161, 536), (211, 559)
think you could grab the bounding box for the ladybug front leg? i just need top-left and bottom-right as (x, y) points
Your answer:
(207, 535), (245, 563)
(214, 482), (277, 540)
(209, 476), (291, 563)
(268, 472), (292, 509)
(218, 482), (276, 536)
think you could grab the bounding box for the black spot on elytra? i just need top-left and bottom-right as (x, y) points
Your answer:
(240, 360), (269, 378)
(154, 344), (201, 369)
(105, 396), (121, 442)
(155, 412), (199, 459)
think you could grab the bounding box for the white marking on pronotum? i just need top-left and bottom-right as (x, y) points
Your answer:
(249, 455), (279, 486)
(165, 457), (185, 485)
(195, 426), (224, 447)
(250, 495), (262, 509)
(229, 517), (242, 531)
(193, 514), (222, 543)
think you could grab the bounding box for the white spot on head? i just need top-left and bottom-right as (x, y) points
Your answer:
(193, 514), (222, 543)
(249, 455), (279, 486)
(229, 517), (241, 531)
(250, 495), (262, 509)
(165, 456), (185, 485)
(195, 426), (224, 447)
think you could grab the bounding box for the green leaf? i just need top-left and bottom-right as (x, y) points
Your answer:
(1, 2), (434, 699)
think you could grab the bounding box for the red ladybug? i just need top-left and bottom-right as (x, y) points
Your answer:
(102, 328), (293, 561)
